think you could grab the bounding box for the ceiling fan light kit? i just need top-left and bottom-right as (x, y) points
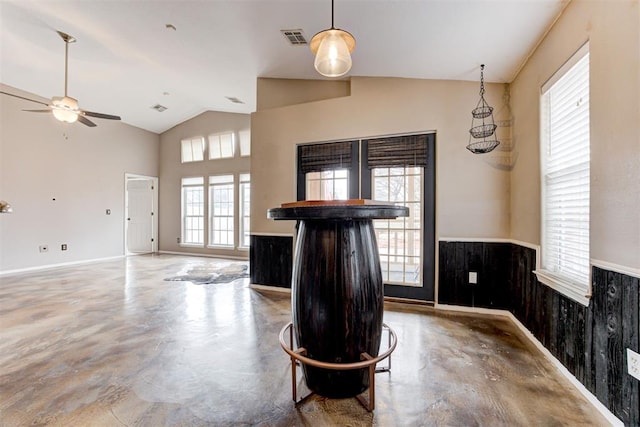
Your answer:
(52, 96), (79, 123)
(310, 0), (355, 78)
(0, 30), (120, 127)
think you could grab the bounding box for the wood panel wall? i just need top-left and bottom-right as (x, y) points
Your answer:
(439, 241), (640, 426)
(249, 235), (293, 288)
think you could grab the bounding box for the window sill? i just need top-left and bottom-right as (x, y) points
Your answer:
(533, 269), (591, 307)
(179, 243), (204, 248)
(206, 245), (235, 250)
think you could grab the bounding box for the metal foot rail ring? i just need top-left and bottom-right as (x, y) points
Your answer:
(278, 322), (397, 411)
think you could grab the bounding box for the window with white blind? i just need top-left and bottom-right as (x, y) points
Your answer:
(209, 133), (235, 160)
(181, 177), (205, 245)
(181, 137), (205, 163)
(536, 42), (590, 306)
(209, 175), (235, 247)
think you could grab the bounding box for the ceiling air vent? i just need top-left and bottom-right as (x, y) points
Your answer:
(151, 104), (167, 112)
(226, 96), (244, 104)
(281, 29), (307, 45)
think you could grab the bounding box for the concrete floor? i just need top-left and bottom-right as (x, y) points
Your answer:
(0, 254), (610, 426)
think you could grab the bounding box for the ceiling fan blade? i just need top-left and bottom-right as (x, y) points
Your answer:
(82, 110), (121, 121)
(1, 91), (50, 107)
(77, 115), (97, 127)
(23, 109), (53, 113)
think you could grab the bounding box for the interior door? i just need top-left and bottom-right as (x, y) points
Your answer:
(126, 179), (154, 253)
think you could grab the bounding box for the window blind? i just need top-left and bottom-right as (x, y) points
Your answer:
(540, 47), (590, 298)
(298, 141), (354, 173)
(364, 134), (428, 169)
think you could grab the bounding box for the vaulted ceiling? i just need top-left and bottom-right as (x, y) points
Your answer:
(0, 0), (567, 133)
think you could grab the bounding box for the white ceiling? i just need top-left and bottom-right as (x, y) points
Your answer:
(0, 0), (567, 134)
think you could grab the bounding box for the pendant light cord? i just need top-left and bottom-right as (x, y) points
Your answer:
(331, 0), (335, 29)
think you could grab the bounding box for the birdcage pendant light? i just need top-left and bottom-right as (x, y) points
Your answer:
(467, 65), (500, 154)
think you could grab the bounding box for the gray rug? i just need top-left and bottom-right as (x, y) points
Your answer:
(165, 263), (249, 285)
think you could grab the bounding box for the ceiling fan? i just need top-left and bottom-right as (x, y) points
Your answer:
(0, 31), (121, 127)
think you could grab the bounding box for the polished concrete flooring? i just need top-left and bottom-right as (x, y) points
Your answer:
(0, 254), (610, 426)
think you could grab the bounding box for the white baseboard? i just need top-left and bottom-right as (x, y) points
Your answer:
(0, 255), (125, 276)
(158, 250), (249, 261)
(249, 283), (292, 293)
(434, 303), (622, 427)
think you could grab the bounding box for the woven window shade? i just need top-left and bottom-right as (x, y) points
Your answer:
(365, 134), (428, 169)
(298, 141), (354, 173)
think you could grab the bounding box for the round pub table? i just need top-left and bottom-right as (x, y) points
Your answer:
(268, 200), (408, 398)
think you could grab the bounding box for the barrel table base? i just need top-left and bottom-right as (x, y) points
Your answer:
(292, 219), (385, 397)
(279, 322), (397, 412)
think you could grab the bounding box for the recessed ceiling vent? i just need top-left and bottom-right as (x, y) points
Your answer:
(226, 96), (245, 104)
(151, 104), (167, 112)
(281, 29), (307, 45)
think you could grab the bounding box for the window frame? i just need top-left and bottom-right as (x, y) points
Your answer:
(180, 176), (205, 246)
(208, 174), (235, 248)
(293, 134), (436, 301)
(535, 41), (591, 306)
(208, 132), (235, 160)
(239, 173), (251, 249)
(181, 137), (205, 163)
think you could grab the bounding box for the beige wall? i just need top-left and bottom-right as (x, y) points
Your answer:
(251, 76), (512, 240)
(510, 0), (640, 270)
(0, 84), (159, 272)
(159, 110), (251, 258)
(257, 78), (350, 110)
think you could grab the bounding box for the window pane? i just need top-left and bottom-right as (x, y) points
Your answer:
(181, 138), (204, 163)
(209, 175), (235, 246)
(239, 130), (251, 156)
(181, 177), (205, 245)
(239, 176), (251, 248)
(305, 169), (349, 201)
(209, 133), (235, 159)
(372, 167), (423, 287)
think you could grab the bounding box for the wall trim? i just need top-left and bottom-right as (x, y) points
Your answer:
(438, 237), (540, 251)
(591, 258), (640, 279)
(0, 255), (125, 276)
(434, 303), (622, 427)
(250, 232), (295, 237)
(158, 250), (249, 261)
(249, 283), (292, 293)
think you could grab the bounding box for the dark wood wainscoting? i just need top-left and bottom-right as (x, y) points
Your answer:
(439, 240), (640, 426)
(250, 235), (293, 288)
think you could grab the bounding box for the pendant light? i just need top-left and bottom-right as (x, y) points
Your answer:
(466, 64), (500, 154)
(310, 0), (355, 78)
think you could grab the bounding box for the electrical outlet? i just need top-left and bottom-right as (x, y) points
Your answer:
(469, 272), (478, 284)
(106, 209), (111, 215)
(61, 244), (68, 251)
(628, 348), (640, 380)
(39, 245), (49, 253)
(177, 237), (181, 243)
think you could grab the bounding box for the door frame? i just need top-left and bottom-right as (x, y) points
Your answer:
(360, 133), (436, 301)
(294, 133), (436, 302)
(124, 173), (159, 255)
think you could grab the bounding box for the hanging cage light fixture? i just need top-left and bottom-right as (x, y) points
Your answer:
(467, 64), (500, 154)
(310, 0), (356, 78)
